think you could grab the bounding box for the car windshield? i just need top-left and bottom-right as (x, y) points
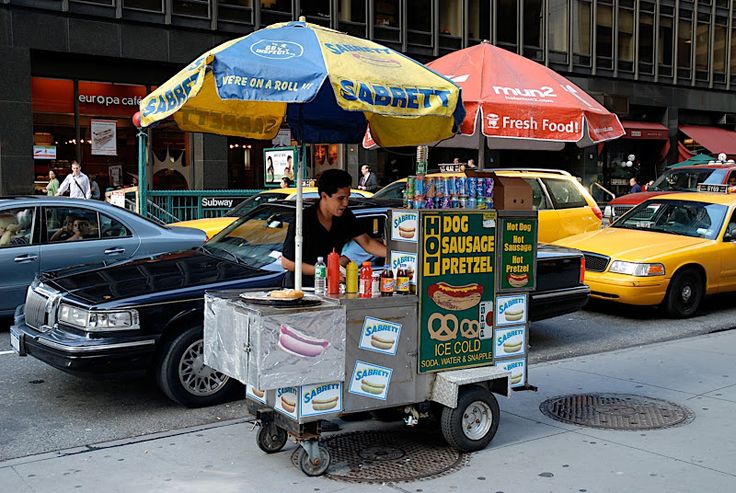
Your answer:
(649, 168), (726, 192)
(613, 199), (728, 240)
(373, 182), (405, 200)
(206, 205), (292, 270)
(224, 193), (286, 217)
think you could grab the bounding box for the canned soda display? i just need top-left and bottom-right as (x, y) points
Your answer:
(414, 175), (425, 201)
(435, 176), (446, 198)
(458, 197), (467, 208)
(485, 178), (495, 197)
(440, 196), (451, 209)
(476, 178), (486, 199)
(455, 177), (467, 197)
(450, 197), (459, 208)
(485, 197), (494, 209)
(467, 197), (477, 209)
(425, 196), (435, 209)
(467, 177), (477, 199)
(446, 175), (456, 196)
(406, 176), (416, 199)
(425, 177), (435, 198)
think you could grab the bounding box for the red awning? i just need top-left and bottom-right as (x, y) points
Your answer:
(680, 125), (736, 155)
(620, 120), (669, 140)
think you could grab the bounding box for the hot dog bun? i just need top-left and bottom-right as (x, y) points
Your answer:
(361, 378), (386, 395)
(269, 289), (304, 300)
(503, 340), (523, 353)
(312, 396), (339, 411)
(398, 222), (416, 238)
(281, 394), (296, 413)
(505, 305), (524, 321)
(510, 372), (523, 385)
(507, 273), (529, 288)
(428, 282), (483, 311)
(251, 387), (265, 398)
(370, 333), (396, 350)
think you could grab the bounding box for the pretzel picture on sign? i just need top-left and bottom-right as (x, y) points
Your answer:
(460, 319), (480, 338)
(427, 313), (459, 342)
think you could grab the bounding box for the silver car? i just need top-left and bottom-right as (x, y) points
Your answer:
(0, 197), (206, 316)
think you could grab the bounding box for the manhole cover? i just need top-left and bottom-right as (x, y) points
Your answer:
(540, 393), (694, 430)
(290, 430), (468, 483)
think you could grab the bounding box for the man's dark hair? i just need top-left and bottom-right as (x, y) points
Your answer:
(318, 169), (352, 197)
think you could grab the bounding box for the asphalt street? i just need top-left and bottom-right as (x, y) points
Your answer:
(1, 295), (735, 462)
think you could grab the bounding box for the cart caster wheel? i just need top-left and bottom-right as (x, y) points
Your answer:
(298, 446), (331, 476)
(441, 385), (500, 452)
(257, 423), (288, 454)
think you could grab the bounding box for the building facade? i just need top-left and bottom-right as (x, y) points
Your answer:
(2, 1), (736, 198)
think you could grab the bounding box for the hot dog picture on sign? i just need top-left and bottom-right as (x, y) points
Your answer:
(419, 211), (496, 373)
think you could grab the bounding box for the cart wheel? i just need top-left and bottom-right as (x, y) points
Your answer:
(257, 424), (288, 454)
(441, 385), (500, 452)
(298, 446), (331, 476)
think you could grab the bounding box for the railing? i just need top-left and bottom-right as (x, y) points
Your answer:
(146, 189), (261, 224)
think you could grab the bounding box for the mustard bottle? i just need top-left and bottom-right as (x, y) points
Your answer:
(346, 261), (358, 294)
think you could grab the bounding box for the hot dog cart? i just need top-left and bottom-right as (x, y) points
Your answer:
(204, 176), (539, 476)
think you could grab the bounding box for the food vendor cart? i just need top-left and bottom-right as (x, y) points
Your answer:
(204, 173), (539, 476)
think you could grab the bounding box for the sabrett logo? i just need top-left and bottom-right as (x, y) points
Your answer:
(499, 298), (524, 314)
(303, 383), (340, 403)
(355, 368), (390, 381)
(339, 80), (450, 109)
(365, 323), (400, 336)
(142, 73), (199, 117)
(393, 214), (416, 229)
(277, 387), (297, 398)
(497, 329), (524, 345)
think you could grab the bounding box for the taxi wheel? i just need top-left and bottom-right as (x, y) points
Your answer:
(156, 325), (241, 407)
(665, 268), (703, 318)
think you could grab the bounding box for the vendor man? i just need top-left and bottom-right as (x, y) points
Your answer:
(281, 169), (387, 287)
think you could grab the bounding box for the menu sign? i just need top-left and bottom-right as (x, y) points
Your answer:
(499, 218), (536, 291)
(419, 211), (496, 373)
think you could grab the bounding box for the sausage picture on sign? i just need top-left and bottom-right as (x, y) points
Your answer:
(428, 282), (483, 311)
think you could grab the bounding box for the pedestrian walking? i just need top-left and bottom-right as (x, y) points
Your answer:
(629, 177), (642, 194)
(56, 161), (92, 199)
(90, 174), (101, 200)
(43, 170), (59, 196)
(358, 165), (379, 193)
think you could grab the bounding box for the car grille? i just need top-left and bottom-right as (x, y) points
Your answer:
(24, 284), (61, 332)
(612, 205), (633, 217)
(583, 252), (610, 272)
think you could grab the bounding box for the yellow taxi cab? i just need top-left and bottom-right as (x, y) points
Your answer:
(373, 168), (602, 243)
(552, 187), (736, 318)
(171, 188), (373, 239)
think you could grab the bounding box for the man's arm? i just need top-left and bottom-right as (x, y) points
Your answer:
(56, 176), (69, 196)
(353, 233), (387, 258)
(84, 177), (92, 199)
(280, 256), (316, 276)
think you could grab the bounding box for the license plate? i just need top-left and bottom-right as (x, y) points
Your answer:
(10, 332), (20, 353)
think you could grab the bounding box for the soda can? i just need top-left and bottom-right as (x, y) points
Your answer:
(476, 178), (485, 199)
(446, 175), (456, 196)
(450, 197), (459, 208)
(440, 196), (451, 209)
(425, 196), (435, 209)
(414, 175), (425, 201)
(467, 197), (477, 209)
(406, 176), (416, 200)
(485, 178), (495, 197)
(455, 177), (467, 197)
(458, 197), (467, 208)
(407, 199), (415, 209)
(476, 198), (486, 210)
(468, 177), (477, 199)
(414, 199), (424, 209)
(425, 177), (435, 198)
(485, 198), (494, 209)
(435, 177), (446, 198)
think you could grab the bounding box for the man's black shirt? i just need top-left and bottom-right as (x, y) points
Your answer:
(282, 202), (364, 287)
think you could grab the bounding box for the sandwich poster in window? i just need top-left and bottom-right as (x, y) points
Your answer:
(91, 119), (117, 156)
(419, 211), (496, 373)
(264, 147), (296, 188)
(499, 217), (537, 291)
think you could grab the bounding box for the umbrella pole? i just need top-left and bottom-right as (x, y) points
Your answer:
(478, 125), (486, 169)
(295, 143), (304, 291)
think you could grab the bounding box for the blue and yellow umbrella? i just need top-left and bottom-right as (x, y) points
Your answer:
(139, 19), (464, 289)
(140, 20), (464, 147)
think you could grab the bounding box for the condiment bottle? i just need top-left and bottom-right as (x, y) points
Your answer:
(396, 263), (410, 294)
(380, 268), (395, 297)
(327, 249), (341, 295)
(359, 261), (373, 298)
(345, 261), (358, 294)
(314, 256), (327, 295)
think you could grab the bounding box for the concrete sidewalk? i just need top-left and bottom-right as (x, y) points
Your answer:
(3, 330), (735, 492)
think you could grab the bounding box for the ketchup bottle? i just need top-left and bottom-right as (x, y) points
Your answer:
(359, 261), (373, 298)
(327, 249), (341, 295)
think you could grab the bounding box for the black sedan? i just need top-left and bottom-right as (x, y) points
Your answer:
(11, 201), (589, 407)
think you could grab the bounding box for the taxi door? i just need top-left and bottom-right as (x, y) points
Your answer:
(522, 178), (559, 243)
(719, 208), (736, 292)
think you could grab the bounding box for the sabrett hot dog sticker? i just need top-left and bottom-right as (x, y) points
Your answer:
(275, 386), (299, 419)
(494, 326), (525, 357)
(348, 361), (392, 401)
(391, 211), (418, 243)
(246, 385), (267, 404)
(496, 294), (528, 326)
(499, 358), (526, 388)
(300, 382), (342, 417)
(359, 317), (402, 355)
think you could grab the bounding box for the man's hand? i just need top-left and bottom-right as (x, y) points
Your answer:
(354, 233), (387, 259)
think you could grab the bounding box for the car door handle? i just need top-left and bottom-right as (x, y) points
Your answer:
(104, 248), (126, 255)
(14, 254), (38, 263)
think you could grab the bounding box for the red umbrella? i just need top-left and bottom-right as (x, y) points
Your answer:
(365, 41), (624, 155)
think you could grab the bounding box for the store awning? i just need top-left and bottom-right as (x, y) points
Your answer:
(620, 120), (669, 140)
(680, 125), (736, 156)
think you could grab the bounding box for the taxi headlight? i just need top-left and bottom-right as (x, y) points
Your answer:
(58, 303), (139, 331)
(609, 261), (666, 277)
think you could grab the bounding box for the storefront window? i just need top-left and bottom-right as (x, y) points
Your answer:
(338, 0), (366, 36)
(695, 15), (711, 80)
(523, 0), (543, 60)
(439, 0), (460, 36)
(496, 0), (517, 50)
(218, 0), (253, 23)
(301, 0), (330, 27)
(595, 3), (613, 70)
(547, 0), (568, 59)
(261, 0), (292, 24)
(638, 9), (655, 75)
(572, 0), (591, 65)
(123, 0), (164, 11)
(374, 0), (400, 42)
(407, 0), (432, 47)
(658, 9), (674, 77)
(618, 5), (634, 71)
(713, 21), (727, 79)
(677, 13), (693, 78)
(71, 0), (114, 5)
(172, 0), (210, 18)
(468, 0), (490, 42)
